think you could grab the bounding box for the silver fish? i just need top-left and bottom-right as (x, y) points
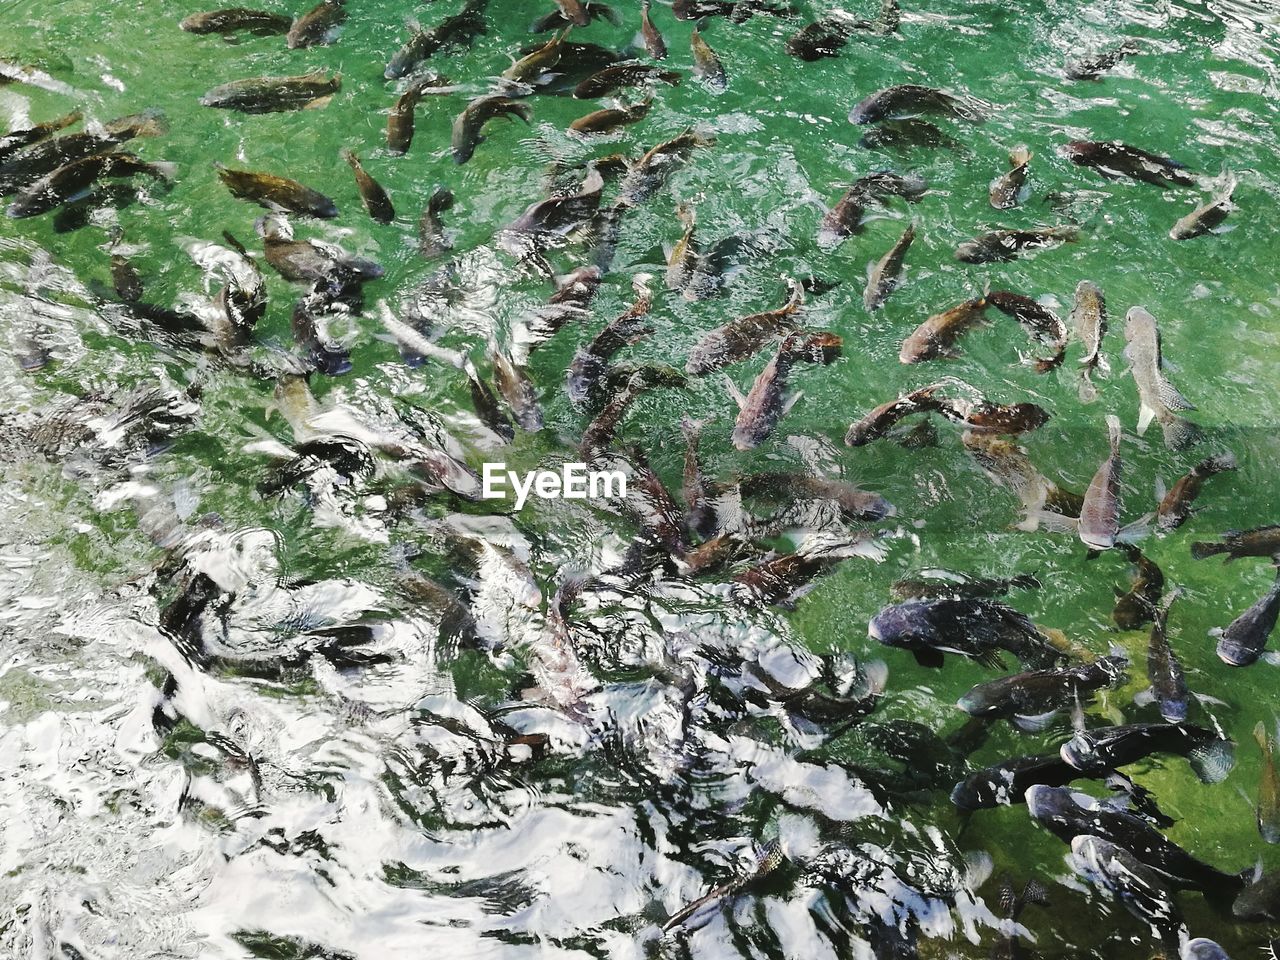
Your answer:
(1079, 414), (1122, 550)
(1122, 306), (1197, 449)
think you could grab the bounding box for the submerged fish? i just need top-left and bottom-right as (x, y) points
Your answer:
(1078, 415), (1123, 551)
(199, 71), (341, 112)
(1213, 571), (1280, 667)
(738, 471), (895, 522)
(957, 656), (1128, 730)
(531, 1), (617, 31)
(1157, 452), (1236, 530)
(569, 97), (652, 135)
(989, 145), (1031, 209)
(567, 276), (653, 405)
(846, 382), (947, 446)
(418, 186), (454, 259)
(849, 84), (986, 125)
(869, 597), (1065, 670)
(286, 0), (345, 48)
(384, 0), (488, 80)
(215, 163), (337, 218)
(686, 278), (803, 374)
(690, 26), (727, 93)
(572, 63), (681, 99)
(1072, 279), (1108, 401)
(1069, 836), (1185, 952)
(617, 128), (715, 205)
(8, 152), (175, 219)
(986, 290), (1066, 371)
(451, 96), (532, 165)
(1144, 594), (1188, 722)
(1236, 869), (1280, 922)
(1062, 140), (1196, 189)
(0, 111), (81, 165)
(863, 221), (915, 311)
(386, 74), (452, 155)
(1123, 306), (1197, 449)
(1064, 39), (1141, 81)
(1256, 721), (1280, 844)
(341, 149), (394, 224)
(955, 225), (1080, 263)
(180, 7), (293, 36)
(899, 295), (989, 363)
(731, 535), (884, 607)
(818, 171), (925, 250)
(786, 2), (898, 60)
(730, 332), (841, 450)
(1192, 524), (1280, 563)
(1170, 178), (1235, 240)
(639, 0), (667, 59)
(891, 570), (1040, 601)
(1060, 722), (1234, 783)
(503, 28), (570, 86)
(1113, 547), (1164, 630)
(0, 113), (167, 197)
(951, 753), (1086, 810)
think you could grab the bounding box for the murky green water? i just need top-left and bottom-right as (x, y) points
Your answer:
(3, 0), (1280, 956)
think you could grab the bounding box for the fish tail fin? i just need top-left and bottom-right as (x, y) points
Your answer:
(1105, 413), (1121, 452)
(1190, 540), (1227, 560)
(1189, 736), (1235, 784)
(1157, 375), (1196, 412)
(1205, 450), (1238, 474)
(1077, 369), (1099, 404)
(1033, 345), (1066, 374)
(1161, 415), (1202, 451)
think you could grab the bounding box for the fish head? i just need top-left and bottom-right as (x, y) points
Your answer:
(1183, 938), (1232, 960)
(1024, 783), (1078, 828)
(868, 601), (939, 649)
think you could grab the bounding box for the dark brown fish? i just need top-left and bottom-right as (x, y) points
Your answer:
(691, 26), (727, 93)
(386, 74), (451, 155)
(569, 97), (652, 135)
(941, 400), (1050, 436)
(640, 0), (667, 59)
(503, 28), (570, 85)
(567, 276), (653, 406)
(1113, 546), (1164, 630)
(286, 0), (345, 48)
(418, 186), (454, 259)
(899, 295), (989, 363)
(216, 163), (338, 218)
(199, 70), (340, 113)
(491, 349), (544, 432)
(110, 252), (143, 303)
(986, 290), (1067, 371)
(451, 95), (532, 165)
(0, 111), (167, 196)
(384, 0), (487, 79)
(180, 7), (293, 35)
(1192, 525), (1280, 563)
(739, 472), (896, 522)
(8, 152), (175, 219)
(863, 221), (916, 311)
(1062, 140), (1195, 189)
(849, 84), (987, 125)
(1065, 40), (1141, 81)
(573, 63), (681, 99)
(955, 226), (1080, 263)
(686, 278), (803, 374)
(0, 111), (81, 165)
(341, 149), (394, 224)
(845, 383), (947, 446)
(818, 171), (926, 249)
(731, 538), (882, 607)
(989, 145), (1030, 209)
(618, 128), (715, 205)
(1157, 453), (1237, 531)
(531, 1), (618, 31)
(730, 332), (841, 450)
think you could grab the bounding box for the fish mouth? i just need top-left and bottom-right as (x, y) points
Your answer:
(1023, 783), (1053, 814)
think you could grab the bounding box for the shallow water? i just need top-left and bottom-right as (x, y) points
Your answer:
(2, 0), (1280, 957)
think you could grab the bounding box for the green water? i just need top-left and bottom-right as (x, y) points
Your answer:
(3, 0), (1280, 956)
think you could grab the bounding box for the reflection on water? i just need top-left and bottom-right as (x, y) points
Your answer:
(2, 0), (1280, 957)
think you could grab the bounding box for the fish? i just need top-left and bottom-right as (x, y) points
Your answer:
(863, 221), (915, 311)
(257, 215), (384, 288)
(451, 95), (532, 165)
(899, 295), (989, 363)
(858, 118), (960, 152)
(1256, 721), (1280, 844)
(686, 278), (803, 374)
(1235, 867), (1280, 921)
(1060, 722), (1235, 783)
(984, 290), (1067, 370)
(463, 359), (515, 441)
(683, 232), (760, 301)
(486, 350), (542, 432)
(180, 7), (293, 35)
(8, 152), (175, 219)
(868, 597), (1066, 670)
(1113, 547), (1164, 630)
(1170, 178), (1235, 240)
(286, 0), (345, 48)
(818, 171), (926, 250)
(418, 186), (454, 259)
(1068, 836), (1185, 952)
(617, 128), (715, 206)
(386, 74), (452, 155)
(384, 0), (488, 79)
(215, 163), (337, 218)
(890, 570), (1041, 601)
(1212, 571), (1280, 667)
(989, 145), (1031, 209)
(200, 70), (341, 112)
(785, 4), (897, 60)
(939, 399), (1050, 436)
(291, 291), (352, 376)
(340, 149), (394, 225)
(737, 472), (896, 522)
(531, 1), (617, 31)
(1028, 785), (1243, 894)
(730, 534), (885, 607)
(955, 225), (1080, 263)
(0, 111), (168, 196)
(1157, 452), (1236, 530)
(503, 28), (570, 86)
(569, 97), (652, 136)
(1078, 415), (1123, 551)
(1192, 525), (1280, 562)
(572, 63), (681, 99)
(639, 0), (667, 59)
(1143, 593), (1188, 722)
(950, 753), (1088, 810)
(956, 656), (1128, 730)
(523, 265), (603, 350)
(665, 202), (699, 289)
(109, 246), (143, 303)
(1062, 140), (1196, 188)
(0, 111), (81, 164)
(690, 27), (727, 93)
(1123, 306), (1198, 450)
(729, 332), (841, 450)
(962, 432), (1083, 533)
(849, 84), (986, 125)
(1064, 39), (1141, 80)
(989, 877), (1049, 960)
(845, 382), (946, 445)
(499, 167), (603, 255)
(579, 370), (646, 460)
(566, 275), (653, 405)
(1072, 279), (1108, 401)
(662, 841), (784, 932)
